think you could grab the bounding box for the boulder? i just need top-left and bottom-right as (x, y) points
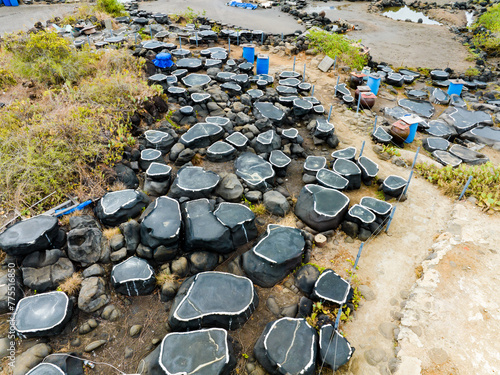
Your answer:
(319, 324), (354, 371)
(169, 271), (258, 330)
(312, 269), (352, 305)
(78, 277), (109, 313)
(215, 173), (244, 202)
(22, 257), (74, 293)
(159, 329), (237, 375)
(263, 191), (290, 216)
(214, 202), (257, 247)
(183, 199), (233, 254)
(295, 185), (350, 231)
(13, 291), (72, 337)
(235, 153), (275, 191)
(242, 225), (305, 287)
(111, 257), (155, 296)
(95, 190), (150, 227)
(254, 318), (317, 375)
(169, 166), (220, 200)
(0, 215), (59, 256)
(141, 196), (181, 252)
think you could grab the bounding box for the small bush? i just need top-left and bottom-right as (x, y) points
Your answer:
(4, 31), (98, 86)
(306, 29), (368, 70)
(0, 67), (16, 91)
(96, 0), (128, 17)
(472, 4), (500, 55)
(416, 162), (500, 211)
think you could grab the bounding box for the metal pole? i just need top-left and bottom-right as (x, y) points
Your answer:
(281, 32), (283, 42)
(385, 206), (397, 233)
(334, 76), (340, 96)
(237, 33), (239, 45)
(328, 105), (333, 122)
(228, 37), (231, 55)
(293, 56), (296, 72)
(302, 63), (306, 82)
(411, 147), (420, 169)
(261, 32), (264, 45)
(353, 242), (364, 270)
(359, 141), (365, 157)
(312, 85), (315, 96)
(333, 56), (337, 70)
(402, 170), (413, 196)
(373, 115), (378, 132)
(150, 25), (153, 39)
(179, 36), (182, 49)
(334, 305), (342, 330)
(356, 92), (362, 114)
(196, 32), (198, 47)
(458, 176), (473, 201)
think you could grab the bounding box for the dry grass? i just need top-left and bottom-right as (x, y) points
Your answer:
(109, 181), (128, 192)
(0, 251), (6, 265)
(278, 213), (298, 227)
(155, 270), (177, 286)
(191, 153), (204, 166)
(251, 203), (267, 216)
(58, 272), (83, 296)
(103, 227), (121, 240)
(58, 208), (83, 227)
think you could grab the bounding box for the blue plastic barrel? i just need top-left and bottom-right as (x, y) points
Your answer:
(401, 114), (419, 144)
(10, 0), (19, 5)
(3, 0), (12, 6)
(367, 73), (381, 95)
(242, 44), (255, 63)
(256, 54), (269, 75)
(447, 79), (464, 96)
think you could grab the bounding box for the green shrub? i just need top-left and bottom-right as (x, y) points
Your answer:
(472, 4), (500, 54)
(306, 29), (368, 70)
(96, 0), (128, 17)
(416, 162), (500, 211)
(4, 31), (98, 86)
(0, 49), (158, 212)
(0, 67), (16, 90)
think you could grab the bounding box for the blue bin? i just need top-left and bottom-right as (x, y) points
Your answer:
(3, 0), (12, 6)
(401, 114), (421, 144)
(256, 54), (269, 75)
(10, 0), (19, 5)
(242, 44), (255, 63)
(447, 79), (464, 96)
(367, 73), (381, 96)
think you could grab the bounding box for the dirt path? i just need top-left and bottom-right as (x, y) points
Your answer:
(259, 49), (500, 375)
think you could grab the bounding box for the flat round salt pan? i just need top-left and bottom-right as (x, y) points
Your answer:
(14, 291), (69, 335)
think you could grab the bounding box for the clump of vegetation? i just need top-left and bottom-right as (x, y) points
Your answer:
(416, 162), (500, 211)
(0, 32), (160, 212)
(171, 7), (206, 24)
(0, 67), (16, 91)
(58, 272), (83, 296)
(242, 196), (267, 216)
(382, 144), (401, 157)
(4, 31), (98, 86)
(306, 29), (368, 70)
(96, 0), (128, 17)
(464, 67), (480, 77)
(471, 3), (500, 55)
(103, 227), (122, 240)
(156, 270), (177, 286)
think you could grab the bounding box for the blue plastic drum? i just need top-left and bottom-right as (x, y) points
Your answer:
(256, 54), (269, 75)
(242, 44), (255, 63)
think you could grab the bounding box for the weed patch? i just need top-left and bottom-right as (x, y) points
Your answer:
(416, 162), (500, 211)
(306, 29), (368, 70)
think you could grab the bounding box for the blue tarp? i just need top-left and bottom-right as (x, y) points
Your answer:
(227, 1), (258, 10)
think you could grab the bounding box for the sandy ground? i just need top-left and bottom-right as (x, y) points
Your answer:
(306, 1), (472, 71)
(0, 3), (77, 35)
